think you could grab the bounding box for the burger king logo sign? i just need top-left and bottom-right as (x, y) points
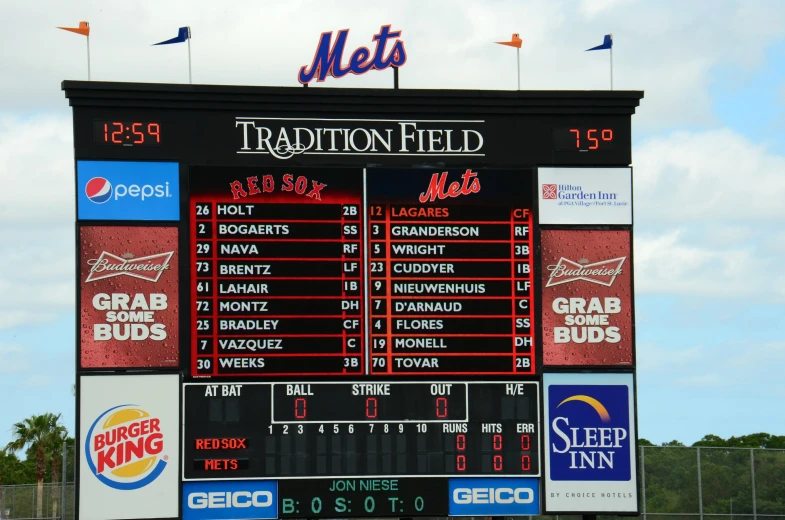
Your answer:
(85, 404), (168, 490)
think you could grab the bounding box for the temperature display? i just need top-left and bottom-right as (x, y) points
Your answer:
(553, 127), (615, 151)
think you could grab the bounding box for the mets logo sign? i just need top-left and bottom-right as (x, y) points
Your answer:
(85, 404), (168, 490)
(548, 384), (631, 481)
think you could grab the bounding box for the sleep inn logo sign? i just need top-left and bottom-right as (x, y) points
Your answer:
(235, 118), (486, 160)
(543, 373), (638, 514)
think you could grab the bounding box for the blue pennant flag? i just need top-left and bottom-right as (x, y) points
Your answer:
(586, 34), (612, 51)
(153, 26), (190, 45)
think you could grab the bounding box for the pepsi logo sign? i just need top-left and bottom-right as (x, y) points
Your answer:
(85, 404), (168, 490)
(76, 161), (180, 221)
(86, 177), (113, 204)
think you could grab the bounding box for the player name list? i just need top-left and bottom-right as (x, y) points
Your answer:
(190, 168), (535, 377)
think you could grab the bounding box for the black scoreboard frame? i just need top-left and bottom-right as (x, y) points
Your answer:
(64, 80), (644, 519)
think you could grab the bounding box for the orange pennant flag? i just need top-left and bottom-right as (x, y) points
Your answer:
(57, 21), (90, 37)
(495, 33), (522, 49)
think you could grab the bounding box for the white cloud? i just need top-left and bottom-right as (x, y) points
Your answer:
(0, 115), (74, 223)
(632, 128), (785, 301)
(0, 114), (75, 329)
(579, 0), (639, 19)
(637, 335), (785, 391)
(633, 228), (785, 299)
(0, 226), (75, 329)
(1, 0), (785, 132)
(633, 129), (785, 222)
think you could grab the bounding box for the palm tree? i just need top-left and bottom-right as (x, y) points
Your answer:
(0, 450), (5, 518)
(45, 418), (68, 520)
(4, 413), (67, 518)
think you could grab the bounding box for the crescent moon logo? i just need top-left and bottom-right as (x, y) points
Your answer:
(556, 395), (611, 423)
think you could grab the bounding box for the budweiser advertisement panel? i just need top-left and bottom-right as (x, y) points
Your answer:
(65, 81), (642, 518)
(540, 229), (634, 367)
(79, 226), (180, 369)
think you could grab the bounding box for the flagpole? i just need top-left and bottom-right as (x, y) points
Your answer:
(187, 27), (192, 84)
(610, 33), (613, 90)
(87, 34), (91, 81)
(517, 47), (520, 90)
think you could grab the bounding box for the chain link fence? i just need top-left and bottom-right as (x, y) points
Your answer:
(1, 445), (783, 519)
(0, 443), (75, 520)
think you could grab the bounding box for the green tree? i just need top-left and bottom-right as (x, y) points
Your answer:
(47, 423), (69, 520)
(4, 413), (68, 518)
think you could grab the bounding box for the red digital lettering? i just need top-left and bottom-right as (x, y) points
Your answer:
(247, 176), (261, 196)
(294, 398), (307, 419)
(306, 180), (327, 200)
(262, 175), (275, 192)
(230, 181), (247, 200)
(435, 397), (448, 418)
(295, 176), (307, 194)
(281, 174), (294, 191)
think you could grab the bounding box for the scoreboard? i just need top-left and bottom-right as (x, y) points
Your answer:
(184, 382), (539, 478)
(189, 167), (534, 377)
(67, 81), (643, 520)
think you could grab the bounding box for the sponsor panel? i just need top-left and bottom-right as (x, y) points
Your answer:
(543, 373), (637, 513)
(538, 167), (632, 225)
(76, 160), (179, 220)
(79, 374), (179, 520)
(79, 226), (179, 368)
(448, 477), (540, 516)
(183, 481), (278, 520)
(541, 229), (633, 366)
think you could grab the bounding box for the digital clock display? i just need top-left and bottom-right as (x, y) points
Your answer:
(93, 120), (161, 146)
(553, 126), (615, 151)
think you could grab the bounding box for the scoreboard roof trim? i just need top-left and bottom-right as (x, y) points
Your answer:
(61, 80), (644, 115)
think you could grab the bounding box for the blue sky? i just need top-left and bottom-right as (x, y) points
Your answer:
(1, 0), (785, 449)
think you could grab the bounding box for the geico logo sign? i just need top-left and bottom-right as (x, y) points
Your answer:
(453, 487), (534, 504)
(188, 491), (273, 509)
